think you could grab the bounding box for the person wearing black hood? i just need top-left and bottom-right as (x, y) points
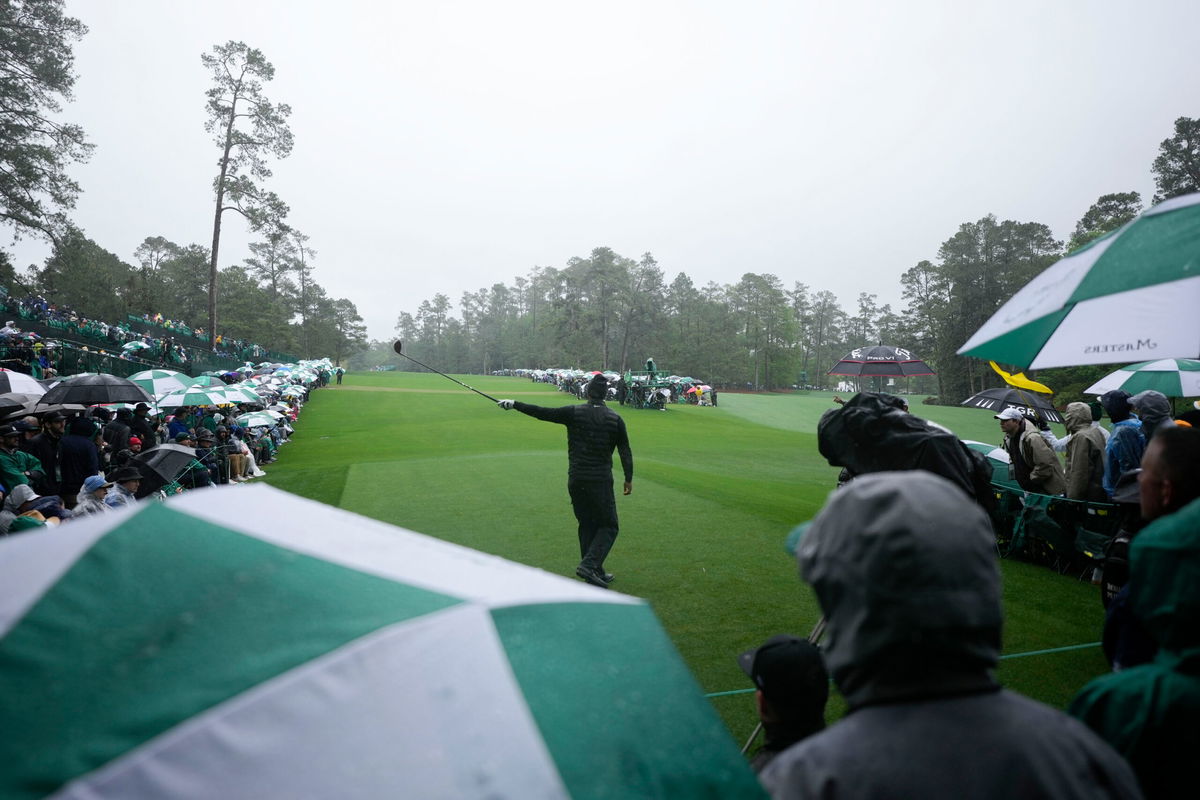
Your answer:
(58, 416), (101, 509)
(761, 472), (1141, 800)
(496, 374), (633, 588)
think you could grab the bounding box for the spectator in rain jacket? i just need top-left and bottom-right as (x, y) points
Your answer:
(104, 466), (142, 508)
(74, 475), (114, 515)
(1129, 390), (1175, 443)
(59, 416), (101, 509)
(27, 411), (66, 495)
(1101, 390), (1146, 498)
(1070, 428), (1200, 799)
(0, 424), (45, 492)
(996, 408), (1066, 496)
(1064, 401), (1108, 502)
(761, 472), (1141, 800)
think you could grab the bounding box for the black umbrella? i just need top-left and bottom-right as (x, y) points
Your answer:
(127, 443), (197, 498)
(37, 373), (153, 407)
(0, 392), (41, 419)
(960, 387), (1064, 424)
(828, 345), (935, 377)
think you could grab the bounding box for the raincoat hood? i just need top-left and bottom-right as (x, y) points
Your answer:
(1129, 390), (1172, 438)
(1129, 497), (1200, 654)
(797, 472), (1002, 709)
(817, 392), (992, 506)
(4, 484), (39, 513)
(1064, 402), (1093, 434)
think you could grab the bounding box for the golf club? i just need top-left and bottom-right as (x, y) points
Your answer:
(392, 341), (499, 403)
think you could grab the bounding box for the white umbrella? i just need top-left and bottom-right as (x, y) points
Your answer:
(1085, 358), (1200, 397)
(0, 369), (46, 396)
(959, 192), (1200, 369)
(0, 486), (759, 798)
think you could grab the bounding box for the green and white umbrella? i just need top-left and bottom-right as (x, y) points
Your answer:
(221, 384), (265, 405)
(129, 369), (193, 398)
(959, 192), (1200, 369)
(0, 487), (761, 799)
(234, 411), (281, 427)
(1084, 358), (1200, 397)
(156, 384), (235, 408)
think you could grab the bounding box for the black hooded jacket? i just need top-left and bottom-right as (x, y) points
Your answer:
(818, 392), (994, 509)
(59, 417), (100, 495)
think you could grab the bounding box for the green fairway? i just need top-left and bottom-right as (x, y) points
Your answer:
(263, 374), (1110, 745)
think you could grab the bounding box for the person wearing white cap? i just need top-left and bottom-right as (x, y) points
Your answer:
(995, 407), (1065, 495)
(74, 474), (115, 515)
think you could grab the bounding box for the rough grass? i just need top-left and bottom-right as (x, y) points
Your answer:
(264, 376), (1109, 744)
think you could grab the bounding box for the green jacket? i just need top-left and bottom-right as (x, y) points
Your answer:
(0, 447), (44, 492)
(1069, 496), (1200, 799)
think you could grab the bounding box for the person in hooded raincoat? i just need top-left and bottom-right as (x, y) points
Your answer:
(1064, 401), (1108, 502)
(1101, 390), (1146, 498)
(1129, 390), (1175, 443)
(1069, 430), (1200, 799)
(760, 472), (1141, 800)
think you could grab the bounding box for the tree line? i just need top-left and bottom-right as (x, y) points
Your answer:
(0, 2), (367, 363)
(377, 116), (1197, 402)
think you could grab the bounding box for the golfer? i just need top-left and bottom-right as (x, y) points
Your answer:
(498, 374), (633, 588)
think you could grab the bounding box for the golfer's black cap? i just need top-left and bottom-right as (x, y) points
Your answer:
(586, 374), (608, 399)
(738, 634), (829, 713)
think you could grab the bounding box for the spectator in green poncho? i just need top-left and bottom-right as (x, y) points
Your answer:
(0, 424), (45, 492)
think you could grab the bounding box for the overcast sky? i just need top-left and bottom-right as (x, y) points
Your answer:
(6, 1), (1198, 340)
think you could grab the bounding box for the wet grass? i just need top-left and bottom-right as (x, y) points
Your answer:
(264, 375), (1108, 745)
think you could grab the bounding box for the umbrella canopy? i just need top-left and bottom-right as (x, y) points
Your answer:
(1084, 358), (1200, 397)
(235, 411), (281, 428)
(126, 443), (198, 497)
(961, 440), (1019, 490)
(959, 192), (1200, 369)
(221, 385), (264, 405)
(828, 345), (935, 377)
(0, 486), (761, 799)
(0, 369), (47, 396)
(156, 385), (234, 408)
(960, 386), (1064, 424)
(38, 373), (153, 407)
(129, 369), (194, 398)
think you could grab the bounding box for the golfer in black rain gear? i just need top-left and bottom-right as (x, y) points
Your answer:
(498, 374), (633, 588)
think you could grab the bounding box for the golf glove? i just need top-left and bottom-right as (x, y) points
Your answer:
(498, 399), (515, 410)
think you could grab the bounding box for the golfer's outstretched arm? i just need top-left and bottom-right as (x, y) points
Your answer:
(511, 401), (574, 424)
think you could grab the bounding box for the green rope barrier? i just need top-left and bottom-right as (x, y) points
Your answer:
(704, 641), (1102, 699)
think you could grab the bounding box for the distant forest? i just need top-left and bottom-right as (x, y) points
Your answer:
(360, 113), (1196, 403)
(0, 6), (367, 365)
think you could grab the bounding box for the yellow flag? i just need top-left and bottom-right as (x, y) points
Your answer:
(989, 361), (1052, 394)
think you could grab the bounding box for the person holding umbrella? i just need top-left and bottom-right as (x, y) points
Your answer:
(497, 374), (634, 587)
